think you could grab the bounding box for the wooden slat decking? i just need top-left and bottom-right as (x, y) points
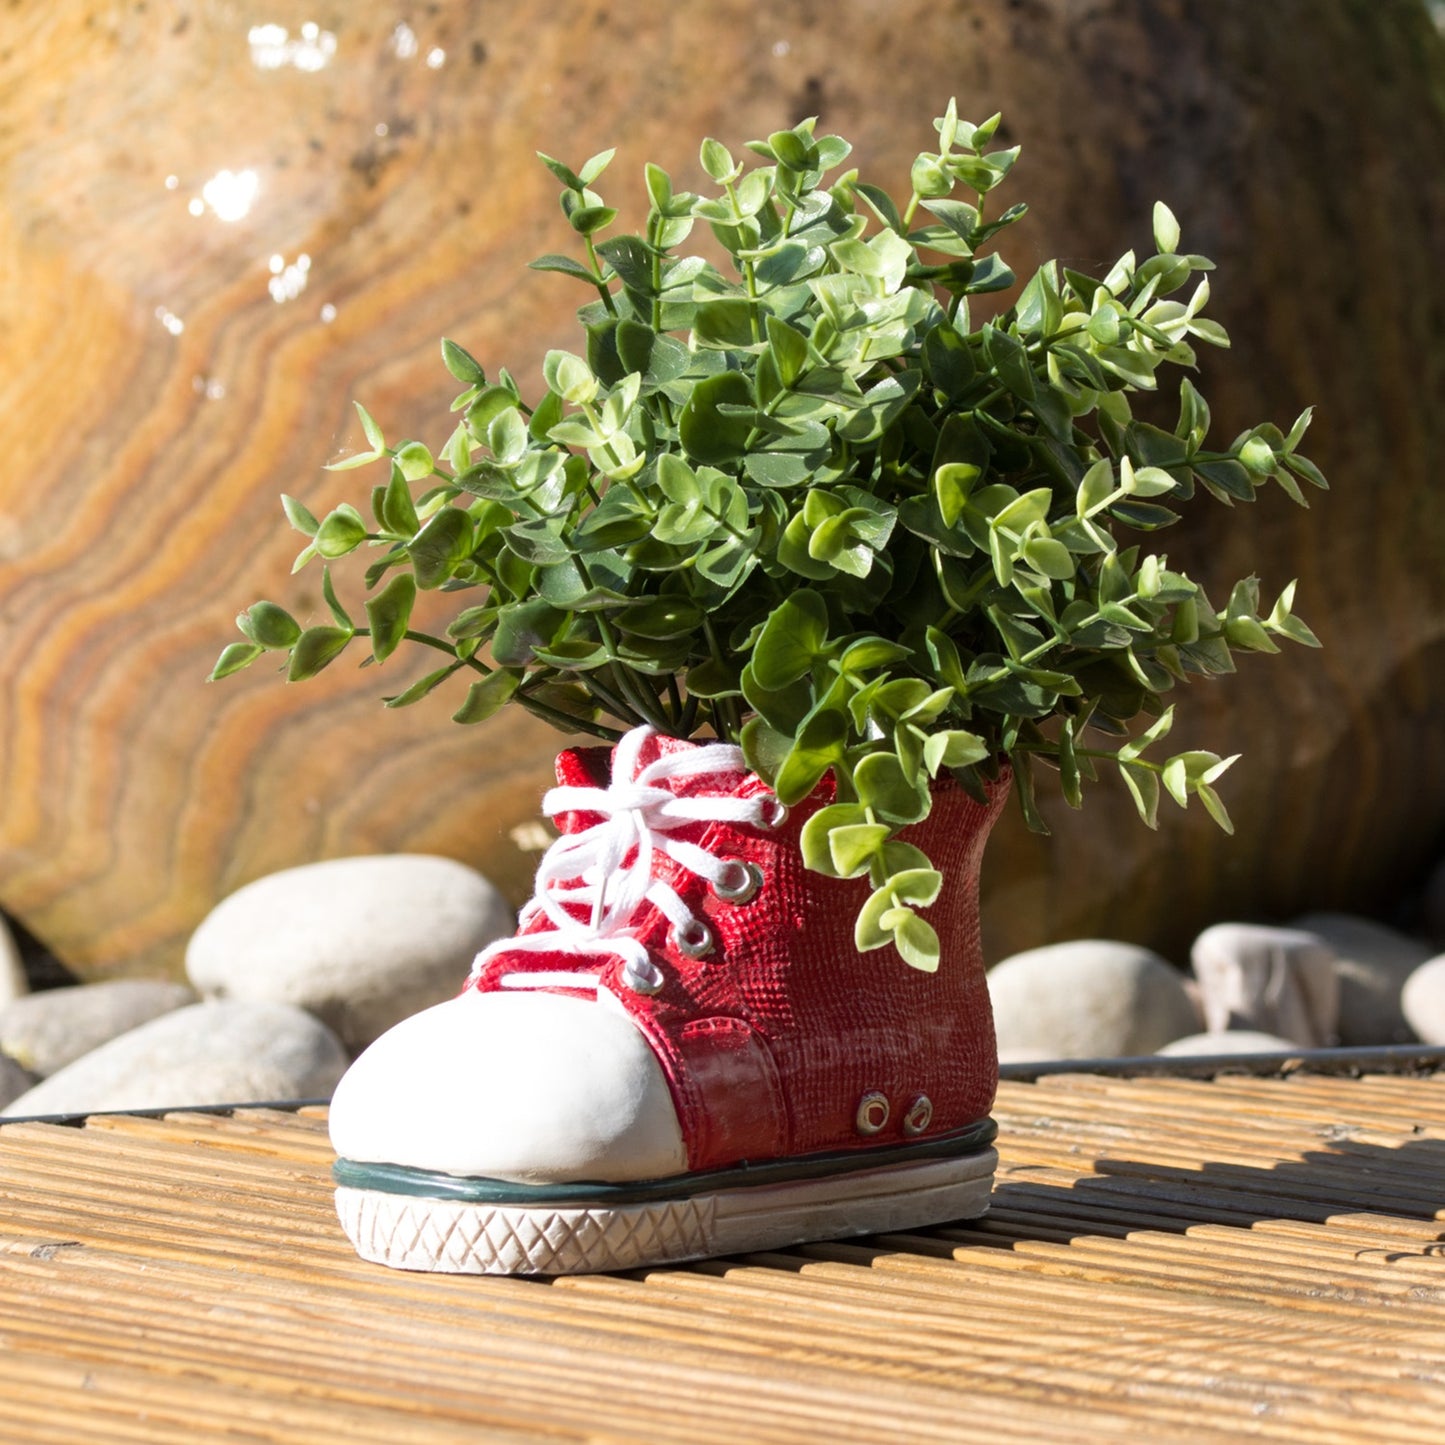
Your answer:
(2, 1064), (1444, 1442)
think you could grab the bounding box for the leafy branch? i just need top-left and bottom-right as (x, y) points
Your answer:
(216, 103), (1328, 970)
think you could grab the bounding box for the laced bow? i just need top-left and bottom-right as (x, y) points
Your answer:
(471, 725), (777, 996)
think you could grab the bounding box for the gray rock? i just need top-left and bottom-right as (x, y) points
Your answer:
(987, 940), (1199, 1061)
(0, 979), (196, 1077)
(0, 1051), (36, 1110)
(0, 1000), (347, 1118)
(1400, 955), (1445, 1046)
(1290, 911), (1433, 1045)
(186, 854), (514, 1053)
(1156, 1030), (1301, 1057)
(0, 914), (27, 1005)
(1191, 923), (1340, 1048)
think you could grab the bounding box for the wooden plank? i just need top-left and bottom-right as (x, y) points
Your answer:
(3, 1072), (1445, 1441)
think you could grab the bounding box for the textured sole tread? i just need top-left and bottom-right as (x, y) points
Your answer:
(335, 1148), (997, 1275)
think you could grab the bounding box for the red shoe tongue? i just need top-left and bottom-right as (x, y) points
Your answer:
(551, 745), (610, 834)
(625, 730), (697, 773)
(554, 745), (610, 790)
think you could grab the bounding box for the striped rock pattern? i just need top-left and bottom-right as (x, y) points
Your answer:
(1, 1), (1443, 978)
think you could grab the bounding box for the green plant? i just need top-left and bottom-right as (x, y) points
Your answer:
(216, 101), (1326, 972)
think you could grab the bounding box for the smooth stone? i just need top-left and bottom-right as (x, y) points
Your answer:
(1156, 1030), (1301, 1057)
(186, 855), (514, 1053)
(0, 1051), (35, 1109)
(0, 1001), (347, 1118)
(1400, 955), (1445, 1046)
(1191, 923), (1340, 1048)
(0, 979), (196, 1077)
(1289, 912), (1433, 1046)
(0, 914), (26, 1005)
(988, 940), (1200, 1061)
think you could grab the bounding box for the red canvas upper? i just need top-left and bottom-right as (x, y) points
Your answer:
(469, 731), (1008, 1172)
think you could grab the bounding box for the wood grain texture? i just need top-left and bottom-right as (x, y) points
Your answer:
(1, 1), (1443, 978)
(2, 1069), (1445, 1440)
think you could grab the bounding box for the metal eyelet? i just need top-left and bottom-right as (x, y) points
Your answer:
(621, 958), (665, 996)
(902, 1094), (934, 1137)
(672, 919), (714, 960)
(855, 1091), (890, 1136)
(761, 795), (789, 830)
(710, 858), (763, 905)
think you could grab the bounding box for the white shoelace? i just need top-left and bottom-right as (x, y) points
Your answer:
(470, 725), (778, 996)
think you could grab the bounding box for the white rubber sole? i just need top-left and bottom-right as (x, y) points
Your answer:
(334, 1147), (997, 1275)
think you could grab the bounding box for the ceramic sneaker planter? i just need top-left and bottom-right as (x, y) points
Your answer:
(328, 725), (1009, 1275)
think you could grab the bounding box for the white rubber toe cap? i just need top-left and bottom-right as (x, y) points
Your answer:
(327, 988), (687, 1184)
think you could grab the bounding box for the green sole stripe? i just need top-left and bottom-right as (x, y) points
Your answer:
(333, 1117), (997, 1206)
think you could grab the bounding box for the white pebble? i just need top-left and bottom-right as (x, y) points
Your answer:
(186, 854), (514, 1052)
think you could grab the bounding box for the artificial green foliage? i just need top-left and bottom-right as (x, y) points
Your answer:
(218, 102), (1328, 970)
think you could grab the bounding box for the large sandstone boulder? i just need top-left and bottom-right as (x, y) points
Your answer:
(1, 2), (1442, 977)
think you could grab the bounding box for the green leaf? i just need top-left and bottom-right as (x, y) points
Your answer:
(384, 664), (457, 708)
(381, 465), (420, 537)
(616, 597), (705, 640)
(799, 803), (867, 875)
(922, 323), (976, 400)
(694, 298), (759, 350)
(210, 641), (265, 680)
(237, 600), (301, 650)
(529, 253), (596, 283)
(751, 590), (829, 690)
(441, 338), (486, 384)
(1119, 760), (1160, 828)
(568, 204), (617, 237)
(578, 147), (616, 184)
(1152, 201), (1181, 255)
(766, 314), (809, 387)
(855, 887), (896, 952)
(679, 370), (754, 465)
(364, 573), (417, 664)
(542, 350), (597, 405)
(407, 507), (474, 589)
(281, 495), (319, 537)
(981, 325), (1035, 400)
(1284, 453), (1329, 491)
(923, 729), (989, 776)
(355, 401), (385, 453)
(891, 911), (941, 972)
(315, 504), (367, 559)
(700, 137), (736, 182)
(320, 566), (352, 629)
(828, 823), (891, 878)
(1196, 782), (1235, 834)
(740, 716), (792, 784)
(768, 128), (813, 170)
(774, 707), (848, 805)
(452, 669), (520, 724)
(492, 599), (566, 667)
(287, 625), (354, 681)
(854, 751), (928, 825)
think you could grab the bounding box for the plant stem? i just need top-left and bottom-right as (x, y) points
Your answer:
(515, 691), (624, 742)
(584, 236), (618, 316)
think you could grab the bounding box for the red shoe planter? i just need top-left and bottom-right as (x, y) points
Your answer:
(329, 726), (1010, 1275)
